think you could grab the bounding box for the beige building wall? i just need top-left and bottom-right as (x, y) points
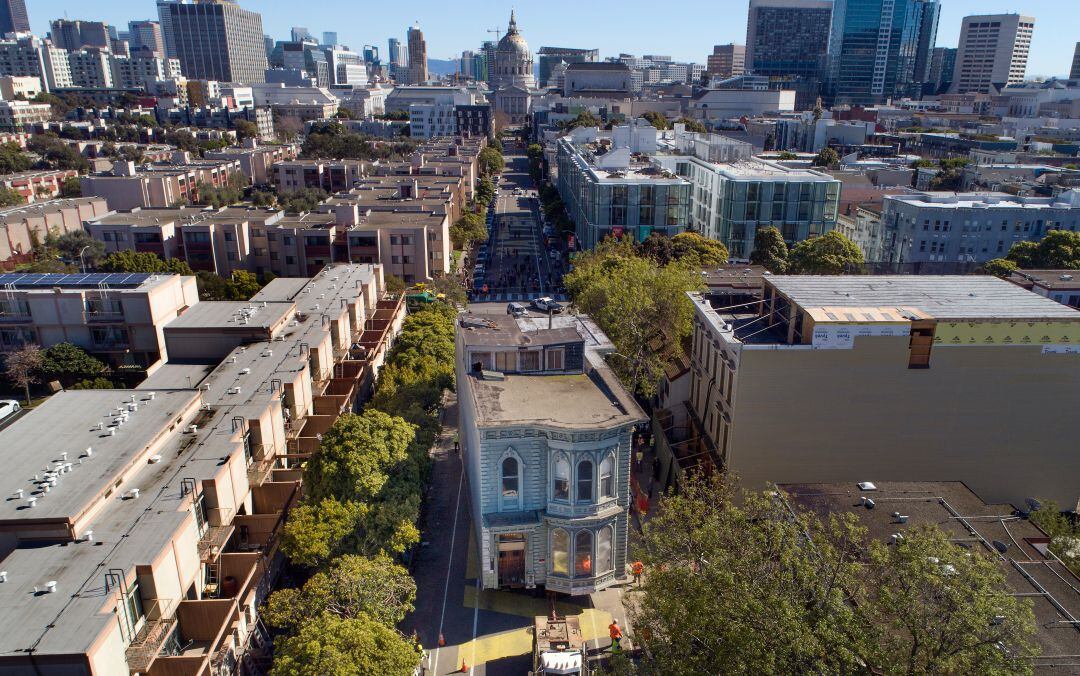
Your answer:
(691, 329), (1080, 510)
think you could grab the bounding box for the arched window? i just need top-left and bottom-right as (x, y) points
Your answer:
(599, 454), (615, 500)
(551, 528), (569, 575)
(597, 526), (614, 573)
(553, 456), (570, 501)
(574, 530), (593, 577)
(577, 459), (593, 502)
(501, 456), (520, 510)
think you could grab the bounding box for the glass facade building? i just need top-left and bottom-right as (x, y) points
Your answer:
(556, 138), (690, 249)
(825, 0), (940, 105)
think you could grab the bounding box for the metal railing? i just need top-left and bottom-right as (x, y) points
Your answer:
(124, 600), (178, 674)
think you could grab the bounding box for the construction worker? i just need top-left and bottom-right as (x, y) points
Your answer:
(609, 619), (623, 652)
(631, 560), (644, 586)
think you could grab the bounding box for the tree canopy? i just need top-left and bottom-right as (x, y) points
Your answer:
(812, 147), (839, 169)
(46, 230), (105, 268)
(631, 474), (1039, 676)
(1006, 230), (1080, 269)
(3, 344), (41, 404)
(560, 110), (602, 133)
(449, 211), (487, 250)
(40, 342), (108, 384)
(566, 237), (702, 396)
(640, 111), (669, 130)
(788, 230), (863, 274)
(0, 186), (23, 207)
(749, 225), (790, 272)
(982, 258), (1018, 278)
(99, 251), (194, 274)
(270, 613), (420, 676)
(478, 146), (505, 176)
(674, 117), (707, 133)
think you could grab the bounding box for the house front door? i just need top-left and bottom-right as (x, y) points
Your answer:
(497, 533), (527, 587)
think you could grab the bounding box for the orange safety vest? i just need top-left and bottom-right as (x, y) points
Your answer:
(609, 622), (622, 640)
(631, 561), (643, 576)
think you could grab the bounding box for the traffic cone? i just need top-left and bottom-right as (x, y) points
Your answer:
(438, 633), (446, 647)
(460, 658), (468, 672)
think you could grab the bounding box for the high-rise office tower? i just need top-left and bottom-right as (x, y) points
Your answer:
(49, 20), (112, 52)
(164, 0), (268, 83)
(460, 50), (475, 78)
(481, 41), (497, 84)
(128, 20), (165, 57)
(952, 14), (1034, 94)
(925, 46), (956, 95)
(0, 0), (29, 35)
(706, 44), (745, 79)
(388, 37), (403, 66)
(825, 0), (939, 105)
(1072, 43), (1080, 81)
(407, 24), (427, 84)
(322, 32), (337, 46)
(536, 47), (599, 88)
(291, 27), (310, 43)
(745, 0), (832, 79)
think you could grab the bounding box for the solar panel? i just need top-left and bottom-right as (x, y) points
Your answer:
(0, 272), (155, 289)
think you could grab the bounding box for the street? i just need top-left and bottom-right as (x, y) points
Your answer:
(470, 151), (567, 304)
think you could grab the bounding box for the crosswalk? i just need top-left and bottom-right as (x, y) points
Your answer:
(468, 292), (569, 303)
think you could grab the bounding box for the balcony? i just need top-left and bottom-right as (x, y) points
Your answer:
(125, 599), (179, 674)
(145, 599), (236, 676)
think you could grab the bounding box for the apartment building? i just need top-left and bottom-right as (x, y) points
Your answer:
(0, 196), (109, 269)
(0, 271), (198, 366)
(0, 74), (42, 100)
(653, 128), (841, 258)
(205, 139), (300, 185)
(0, 264), (405, 675)
(706, 44), (745, 80)
(1007, 269), (1080, 308)
(456, 312), (646, 594)
(881, 190), (1080, 264)
(555, 123), (691, 249)
(273, 158), (367, 193)
(0, 35), (72, 91)
(952, 14), (1034, 94)
(81, 155), (245, 210)
(0, 99), (52, 129)
(0, 169), (78, 204)
(672, 276), (1080, 510)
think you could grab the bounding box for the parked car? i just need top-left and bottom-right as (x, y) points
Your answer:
(507, 302), (528, 317)
(0, 399), (20, 421)
(531, 297), (564, 313)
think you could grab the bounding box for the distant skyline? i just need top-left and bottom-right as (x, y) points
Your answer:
(30, 0), (1075, 78)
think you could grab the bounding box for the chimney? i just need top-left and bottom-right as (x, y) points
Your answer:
(334, 203), (359, 226)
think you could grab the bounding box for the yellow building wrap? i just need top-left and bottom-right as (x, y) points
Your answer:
(933, 320), (1080, 346)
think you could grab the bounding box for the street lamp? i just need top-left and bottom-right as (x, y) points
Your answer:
(78, 245), (91, 273)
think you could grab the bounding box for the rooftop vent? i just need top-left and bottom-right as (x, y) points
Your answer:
(857, 481), (877, 491)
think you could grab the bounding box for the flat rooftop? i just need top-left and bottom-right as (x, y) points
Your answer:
(164, 300), (294, 333)
(1010, 270), (1080, 290)
(888, 191), (1080, 210)
(766, 275), (1080, 321)
(0, 388), (201, 524)
(781, 481), (1080, 671)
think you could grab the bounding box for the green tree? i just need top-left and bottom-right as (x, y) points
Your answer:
(227, 270), (262, 300)
(3, 344), (41, 405)
(28, 134), (89, 173)
(281, 497), (366, 568)
(335, 106), (357, 120)
(40, 342), (107, 383)
(670, 231), (729, 267)
(565, 239), (703, 396)
(233, 119), (260, 141)
(789, 231), (863, 274)
(0, 186), (24, 207)
(478, 146), (505, 176)
(633, 474), (1039, 676)
(982, 258), (1018, 277)
(475, 176), (496, 204)
(194, 173), (248, 208)
(1007, 230), (1080, 269)
(100, 251), (193, 274)
(383, 274), (406, 295)
(812, 147), (840, 169)
(674, 117), (707, 133)
(70, 377), (116, 389)
(640, 111), (669, 130)
(1030, 500), (1080, 576)
(270, 613), (420, 676)
(278, 188), (328, 214)
(263, 554), (415, 633)
(427, 275), (467, 306)
(304, 410), (416, 505)
(59, 176), (81, 197)
(776, 151), (799, 160)
(749, 225), (790, 272)
(560, 110), (602, 132)
(449, 212), (487, 249)
(636, 232), (675, 265)
(0, 142), (32, 173)
(46, 230), (105, 268)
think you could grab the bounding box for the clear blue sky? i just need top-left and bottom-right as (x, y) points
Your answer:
(29, 0), (1077, 78)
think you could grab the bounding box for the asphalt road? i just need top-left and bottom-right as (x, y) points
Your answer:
(471, 154), (566, 304)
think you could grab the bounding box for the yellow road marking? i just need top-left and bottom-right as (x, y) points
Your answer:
(451, 606), (613, 667)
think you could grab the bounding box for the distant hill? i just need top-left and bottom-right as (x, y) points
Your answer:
(428, 59), (460, 76)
